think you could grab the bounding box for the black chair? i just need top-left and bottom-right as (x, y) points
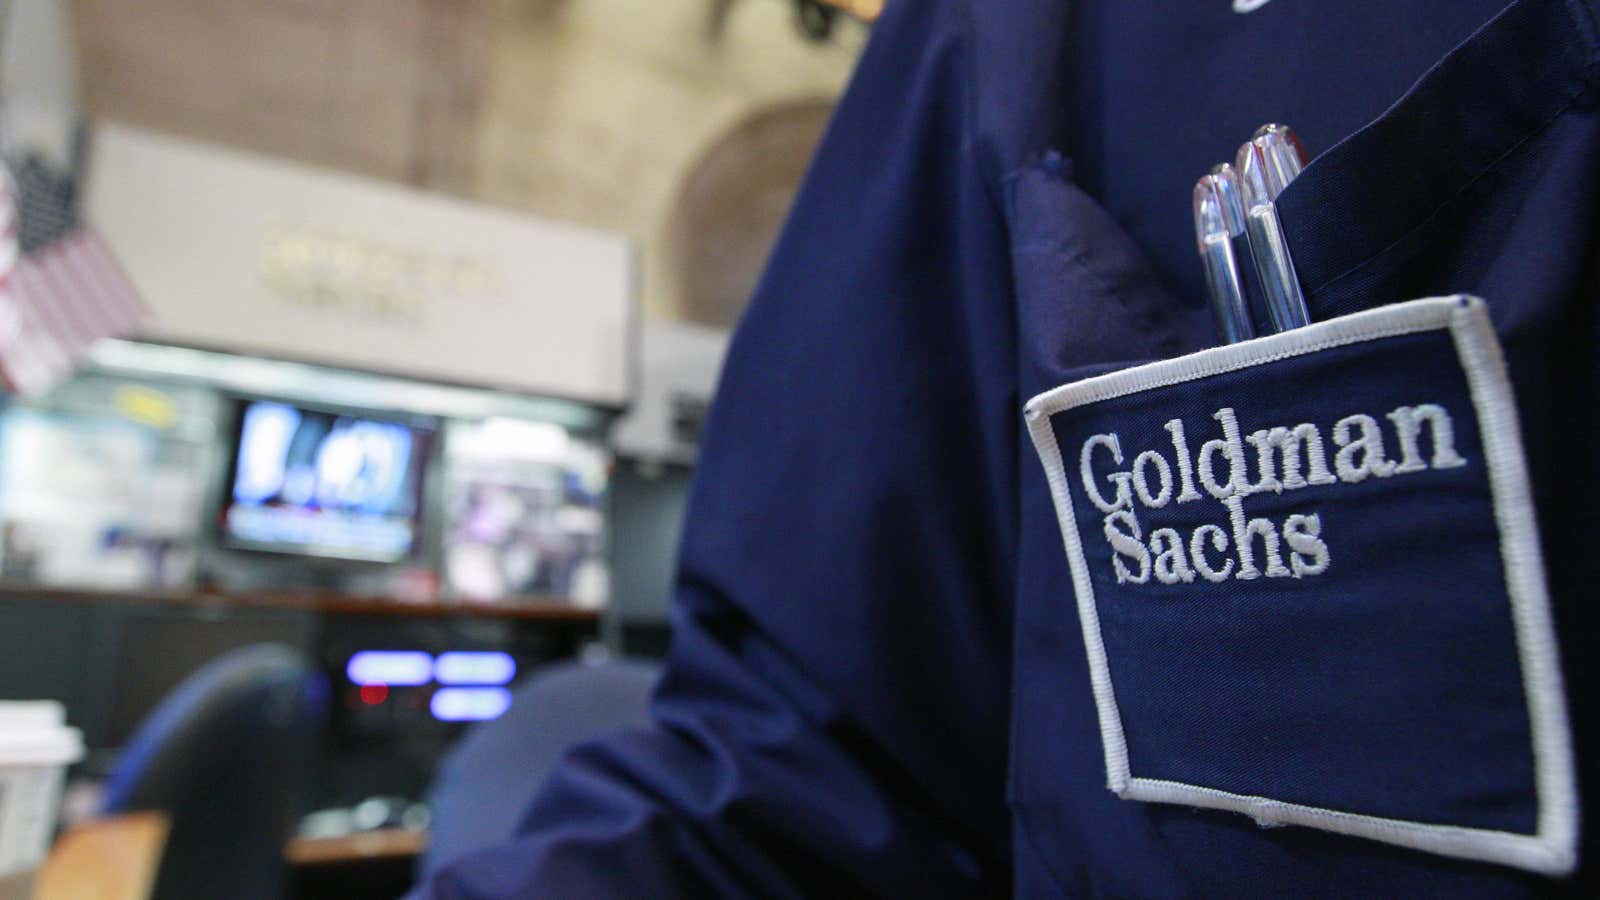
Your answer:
(419, 658), (661, 878)
(101, 643), (326, 900)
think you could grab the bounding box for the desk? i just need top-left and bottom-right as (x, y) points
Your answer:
(31, 812), (169, 900)
(0, 583), (599, 759)
(287, 829), (428, 900)
(0, 583), (600, 623)
(285, 828), (429, 866)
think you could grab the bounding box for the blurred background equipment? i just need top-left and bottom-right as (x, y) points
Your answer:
(99, 644), (325, 900)
(221, 400), (433, 566)
(442, 416), (609, 605)
(0, 0), (872, 895)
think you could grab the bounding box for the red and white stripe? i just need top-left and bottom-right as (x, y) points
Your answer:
(0, 171), (20, 346)
(0, 169), (152, 397)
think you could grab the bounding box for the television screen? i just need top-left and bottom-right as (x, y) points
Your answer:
(221, 400), (432, 562)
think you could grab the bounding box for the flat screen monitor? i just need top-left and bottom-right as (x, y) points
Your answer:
(220, 400), (432, 563)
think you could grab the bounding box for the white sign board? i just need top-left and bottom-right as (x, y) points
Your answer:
(85, 124), (635, 407)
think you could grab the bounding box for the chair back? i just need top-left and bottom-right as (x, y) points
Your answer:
(103, 643), (325, 900)
(420, 659), (660, 876)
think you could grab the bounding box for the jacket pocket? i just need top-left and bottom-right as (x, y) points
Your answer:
(1007, 156), (1210, 392)
(1023, 295), (1577, 876)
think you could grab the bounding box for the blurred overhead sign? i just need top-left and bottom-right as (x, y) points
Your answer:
(84, 125), (634, 407)
(258, 226), (506, 325)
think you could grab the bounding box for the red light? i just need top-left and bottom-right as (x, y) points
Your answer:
(359, 684), (389, 705)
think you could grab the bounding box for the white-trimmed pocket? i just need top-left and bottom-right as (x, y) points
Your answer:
(1023, 296), (1577, 875)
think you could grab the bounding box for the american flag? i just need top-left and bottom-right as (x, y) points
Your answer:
(0, 153), (150, 397)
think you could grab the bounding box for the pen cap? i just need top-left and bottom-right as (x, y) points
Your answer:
(1207, 163), (1248, 235)
(1252, 122), (1310, 182)
(1236, 124), (1310, 206)
(1193, 175), (1228, 255)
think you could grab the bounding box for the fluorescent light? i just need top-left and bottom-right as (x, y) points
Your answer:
(458, 418), (570, 463)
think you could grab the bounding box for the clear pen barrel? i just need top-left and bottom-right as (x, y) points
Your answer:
(1236, 130), (1312, 332)
(1200, 231), (1252, 343)
(1194, 168), (1254, 344)
(1242, 201), (1310, 331)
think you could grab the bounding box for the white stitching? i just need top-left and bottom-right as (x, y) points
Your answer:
(1023, 301), (1457, 419)
(1331, 413), (1399, 482)
(1387, 403), (1470, 473)
(1447, 300), (1579, 872)
(1023, 295), (1579, 875)
(1130, 450), (1174, 508)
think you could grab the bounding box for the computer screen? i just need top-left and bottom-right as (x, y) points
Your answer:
(220, 400), (432, 563)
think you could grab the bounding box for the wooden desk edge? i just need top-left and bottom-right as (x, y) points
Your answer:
(285, 828), (430, 866)
(0, 582), (601, 622)
(33, 812), (169, 900)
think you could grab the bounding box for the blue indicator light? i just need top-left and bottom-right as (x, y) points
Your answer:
(430, 687), (513, 722)
(347, 651), (433, 687)
(433, 652), (517, 686)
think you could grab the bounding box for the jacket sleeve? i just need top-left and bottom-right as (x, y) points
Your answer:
(414, 0), (1021, 894)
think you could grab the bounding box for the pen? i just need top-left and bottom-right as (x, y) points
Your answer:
(1193, 164), (1254, 344)
(1235, 123), (1311, 332)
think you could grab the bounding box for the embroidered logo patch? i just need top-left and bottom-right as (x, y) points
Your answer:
(1023, 296), (1576, 874)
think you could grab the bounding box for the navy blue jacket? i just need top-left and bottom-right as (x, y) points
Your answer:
(418, 0), (1600, 894)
